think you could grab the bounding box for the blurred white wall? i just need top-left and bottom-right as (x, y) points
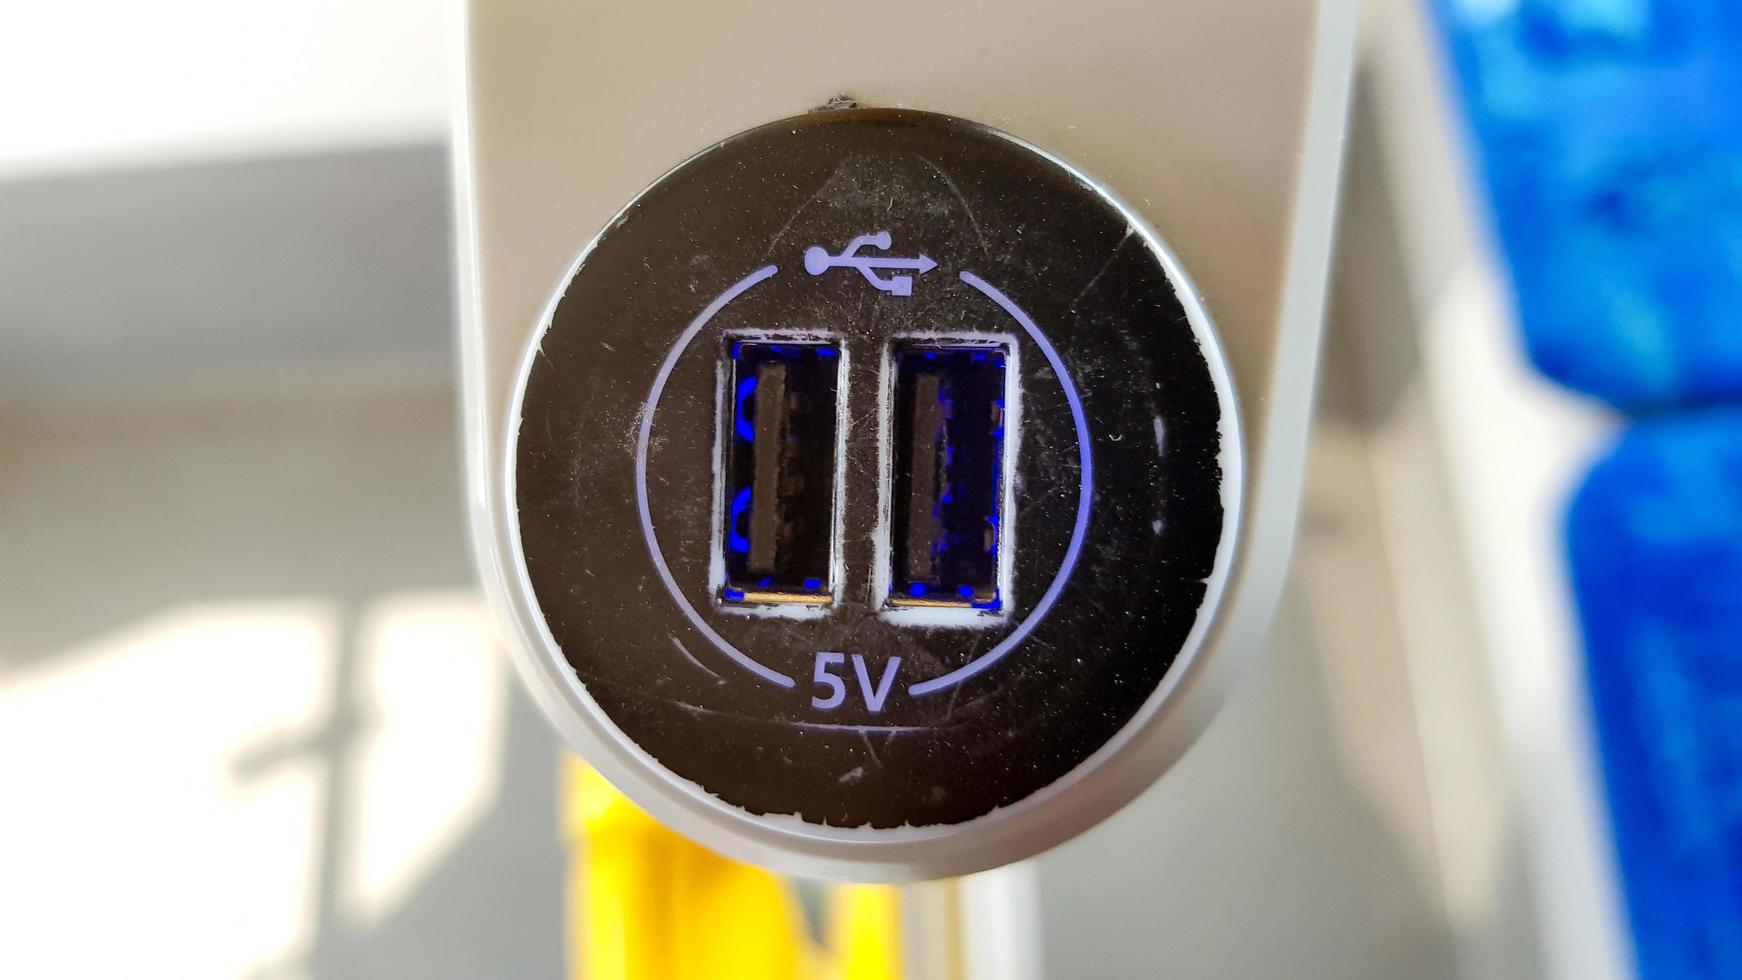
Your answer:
(0, 0), (449, 179)
(0, 7), (567, 977)
(0, 0), (454, 400)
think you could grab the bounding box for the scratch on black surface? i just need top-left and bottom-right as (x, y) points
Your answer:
(586, 674), (936, 735)
(767, 162), (847, 257)
(670, 635), (725, 684)
(915, 154), (991, 255)
(859, 731), (883, 768)
(1070, 226), (1136, 311)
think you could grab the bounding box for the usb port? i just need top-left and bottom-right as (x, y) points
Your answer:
(887, 343), (1009, 611)
(719, 340), (840, 605)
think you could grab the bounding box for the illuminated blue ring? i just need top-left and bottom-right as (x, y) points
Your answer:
(634, 264), (796, 689)
(907, 272), (1095, 697)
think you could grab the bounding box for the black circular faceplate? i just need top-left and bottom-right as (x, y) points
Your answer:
(515, 109), (1230, 830)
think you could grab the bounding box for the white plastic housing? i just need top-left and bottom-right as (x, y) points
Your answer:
(454, 0), (1357, 879)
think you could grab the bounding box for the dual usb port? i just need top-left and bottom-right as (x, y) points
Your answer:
(718, 337), (1011, 616)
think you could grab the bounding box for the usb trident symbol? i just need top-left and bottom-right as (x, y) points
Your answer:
(803, 232), (938, 296)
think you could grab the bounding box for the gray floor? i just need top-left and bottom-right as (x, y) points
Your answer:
(0, 383), (566, 979)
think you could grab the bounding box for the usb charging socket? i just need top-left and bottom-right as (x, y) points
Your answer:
(716, 336), (1013, 617)
(718, 339), (841, 606)
(885, 341), (1011, 614)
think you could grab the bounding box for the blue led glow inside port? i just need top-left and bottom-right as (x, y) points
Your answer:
(888, 342), (1009, 611)
(718, 339), (840, 606)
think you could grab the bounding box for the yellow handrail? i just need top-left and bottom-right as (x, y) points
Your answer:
(562, 754), (904, 980)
